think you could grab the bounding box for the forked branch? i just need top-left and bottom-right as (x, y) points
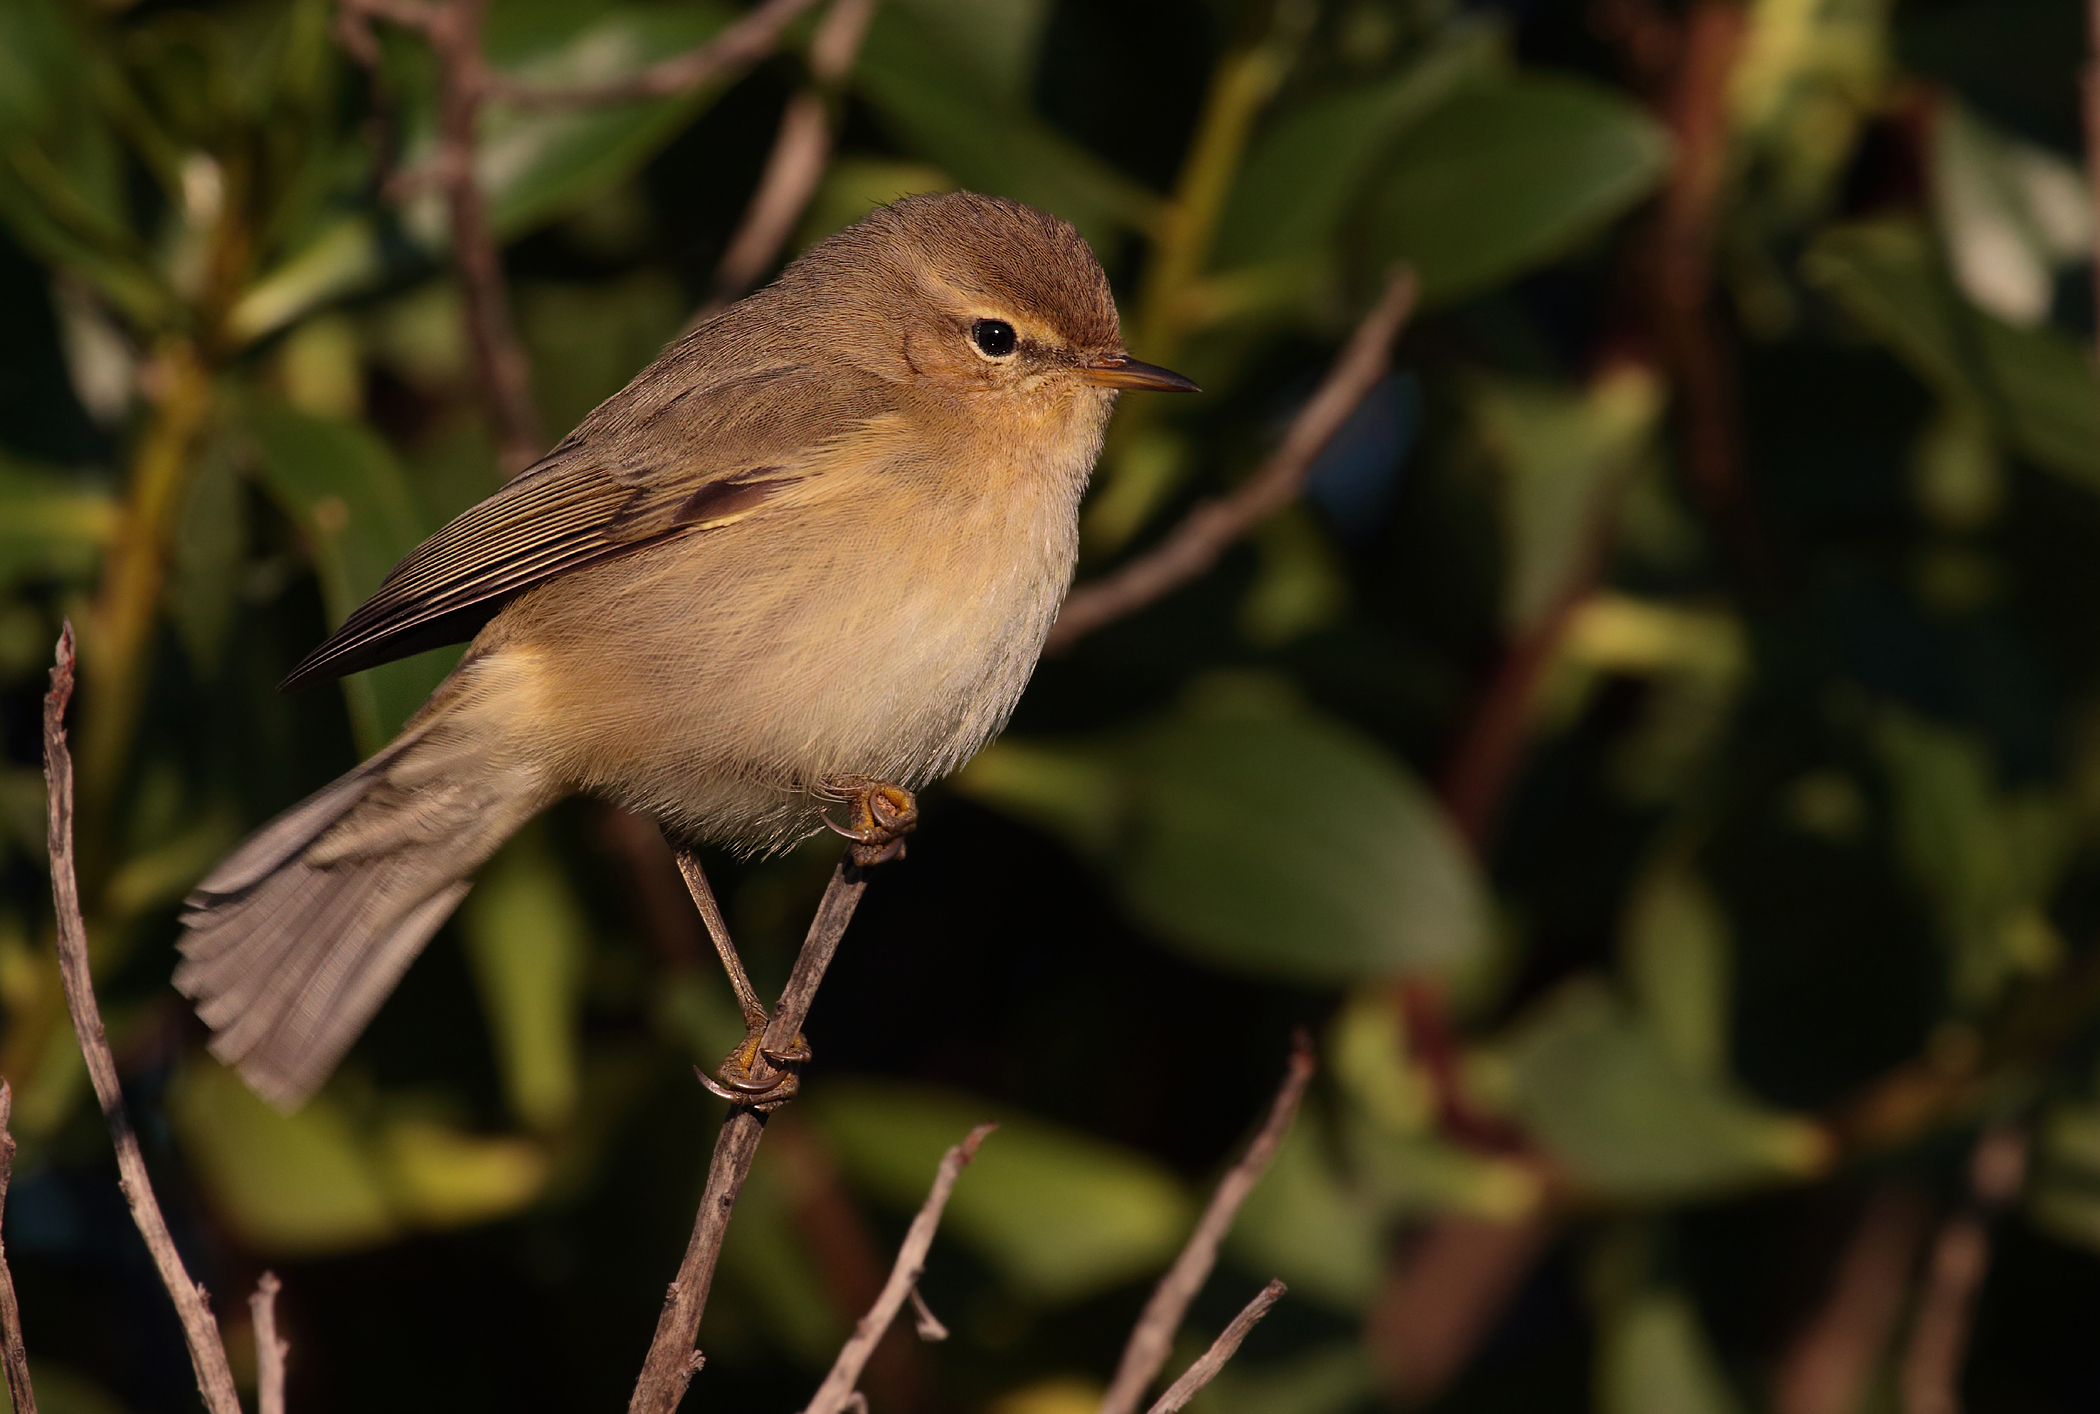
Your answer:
(802, 1124), (995, 1414)
(1100, 1033), (1314, 1414)
(628, 859), (873, 1414)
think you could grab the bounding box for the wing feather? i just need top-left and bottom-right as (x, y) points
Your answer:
(280, 355), (887, 689)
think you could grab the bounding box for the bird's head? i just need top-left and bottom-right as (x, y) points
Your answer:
(784, 191), (1198, 406)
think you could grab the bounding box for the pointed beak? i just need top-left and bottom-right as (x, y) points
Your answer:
(1079, 353), (1201, 393)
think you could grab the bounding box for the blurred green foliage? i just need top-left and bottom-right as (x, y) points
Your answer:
(3, 0), (2100, 1411)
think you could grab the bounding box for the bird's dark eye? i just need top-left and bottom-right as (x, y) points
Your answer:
(971, 319), (1017, 358)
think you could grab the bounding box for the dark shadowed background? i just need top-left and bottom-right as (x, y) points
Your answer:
(4, 0), (2100, 1411)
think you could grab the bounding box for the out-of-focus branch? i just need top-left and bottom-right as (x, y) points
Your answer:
(1144, 1279), (1286, 1414)
(628, 858), (872, 1414)
(801, 1123), (994, 1414)
(1365, 1212), (1554, 1403)
(251, 1272), (289, 1414)
(484, 0), (826, 108)
(1775, 1187), (1930, 1414)
(1048, 269), (1418, 653)
(337, 0), (541, 473)
(43, 624), (243, 1414)
(1099, 1033), (1314, 1414)
(0, 1083), (36, 1414)
(1900, 1126), (2027, 1414)
(699, 0), (880, 317)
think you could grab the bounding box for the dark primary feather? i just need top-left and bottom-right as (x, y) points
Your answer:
(280, 358), (885, 690)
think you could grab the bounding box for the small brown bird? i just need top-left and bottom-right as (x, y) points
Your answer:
(174, 192), (1195, 1110)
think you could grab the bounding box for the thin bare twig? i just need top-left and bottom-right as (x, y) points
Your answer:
(43, 624), (243, 1414)
(1047, 269), (1418, 653)
(628, 858), (871, 1414)
(699, 0), (880, 316)
(1900, 1125), (2028, 1414)
(251, 1272), (289, 1414)
(802, 1123), (995, 1414)
(1099, 1033), (1314, 1414)
(485, 0), (827, 108)
(1144, 1279), (1287, 1414)
(0, 1083), (36, 1414)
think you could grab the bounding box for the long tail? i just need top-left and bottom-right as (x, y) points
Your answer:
(174, 709), (549, 1110)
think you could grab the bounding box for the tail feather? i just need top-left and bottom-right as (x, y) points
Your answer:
(175, 719), (544, 1111)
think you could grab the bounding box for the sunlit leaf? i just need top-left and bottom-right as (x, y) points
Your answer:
(226, 217), (384, 347)
(1363, 75), (1670, 302)
(1931, 100), (2090, 327)
(459, 825), (587, 1132)
(376, 1115), (551, 1228)
(1502, 981), (1827, 1201)
(242, 399), (452, 748)
(169, 1060), (399, 1255)
(0, 455), (114, 593)
(806, 1080), (1192, 1303)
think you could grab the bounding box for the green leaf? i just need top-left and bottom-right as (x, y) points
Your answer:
(1469, 365), (1664, 632)
(1362, 74), (1671, 303)
(225, 216), (384, 348)
(1229, 1111), (1388, 1312)
(472, 2), (741, 240)
(169, 1060), (399, 1255)
(855, 4), (1160, 246)
(1804, 218), (2100, 490)
(1619, 858), (1731, 1080)
(1503, 981), (1827, 1201)
(0, 455), (114, 594)
(517, 268), (686, 437)
(170, 1060), (552, 1253)
(1213, 26), (1500, 269)
(168, 439), (245, 677)
(960, 680), (1491, 985)
(1598, 1287), (1743, 1414)
(242, 400), (452, 748)
(886, 0), (1049, 105)
(805, 1080), (1192, 1303)
(1870, 706), (2072, 1007)
(459, 825), (587, 1132)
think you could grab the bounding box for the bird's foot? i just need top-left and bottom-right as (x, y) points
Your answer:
(822, 777), (919, 867)
(699, 1025), (812, 1112)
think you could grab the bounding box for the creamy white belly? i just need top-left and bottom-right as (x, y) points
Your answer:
(459, 452), (1082, 852)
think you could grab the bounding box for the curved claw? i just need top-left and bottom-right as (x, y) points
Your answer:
(821, 779), (919, 867)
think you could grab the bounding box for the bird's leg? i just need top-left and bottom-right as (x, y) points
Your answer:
(669, 841), (809, 1107)
(821, 777), (920, 866)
